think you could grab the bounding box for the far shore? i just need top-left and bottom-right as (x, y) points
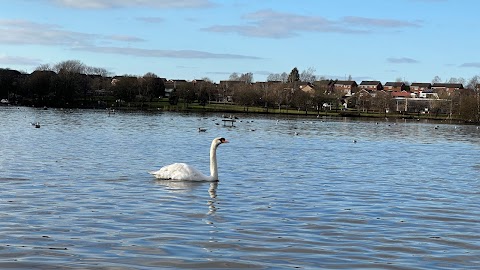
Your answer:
(6, 100), (470, 125)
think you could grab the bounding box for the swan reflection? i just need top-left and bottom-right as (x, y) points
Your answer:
(154, 179), (204, 193)
(153, 180), (219, 215)
(207, 181), (218, 215)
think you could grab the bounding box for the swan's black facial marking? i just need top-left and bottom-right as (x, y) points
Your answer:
(220, 138), (226, 143)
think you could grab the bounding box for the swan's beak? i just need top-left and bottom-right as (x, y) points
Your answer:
(223, 140), (229, 143)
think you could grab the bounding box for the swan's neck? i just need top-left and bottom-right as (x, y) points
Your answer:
(209, 142), (218, 180)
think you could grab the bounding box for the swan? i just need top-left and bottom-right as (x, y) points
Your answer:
(149, 137), (228, 181)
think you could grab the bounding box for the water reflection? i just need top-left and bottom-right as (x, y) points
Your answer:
(208, 182), (218, 215)
(153, 179), (219, 215)
(153, 179), (205, 193)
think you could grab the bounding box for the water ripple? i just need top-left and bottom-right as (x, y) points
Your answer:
(0, 107), (479, 269)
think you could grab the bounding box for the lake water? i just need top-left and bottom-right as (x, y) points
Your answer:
(0, 106), (479, 269)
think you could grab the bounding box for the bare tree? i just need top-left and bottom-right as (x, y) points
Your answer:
(229, 72), (240, 81)
(466, 75), (480, 90)
(53, 60), (86, 74)
(432, 76), (442, 83)
(239, 72), (254, 83)
(300, 67), (316, 83)
(35, 64), (53, 71)
(267, 72), (288, 82)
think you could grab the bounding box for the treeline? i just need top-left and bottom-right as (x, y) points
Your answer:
(0, 60), (165, 108)
(1, 61), (480, 122)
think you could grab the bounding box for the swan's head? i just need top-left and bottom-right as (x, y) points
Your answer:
(213, 137), (228, 147)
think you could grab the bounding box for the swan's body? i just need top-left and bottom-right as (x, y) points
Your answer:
(149, 137), (228, 181)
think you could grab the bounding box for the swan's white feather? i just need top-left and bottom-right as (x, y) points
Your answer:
(149, 137), (227, 182)
(150, 163), (211, 181)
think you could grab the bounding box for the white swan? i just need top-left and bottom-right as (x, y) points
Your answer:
(149, 137), (228, 181)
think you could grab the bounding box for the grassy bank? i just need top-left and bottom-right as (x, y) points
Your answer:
(106, 98), (458, 122)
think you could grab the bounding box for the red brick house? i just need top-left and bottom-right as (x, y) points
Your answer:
(333, 80), (358, 96)
(391, 91), (412, 98)
(314, 79), (335, 93)
(410, 82), (431, 93)
(431, 83), (464, 93)
(359, 81), (383, 91)
(384, 82), (407, 92)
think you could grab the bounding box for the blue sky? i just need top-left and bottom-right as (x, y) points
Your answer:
(1, 0), (480, 83)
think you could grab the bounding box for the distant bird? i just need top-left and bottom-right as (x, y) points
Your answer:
(353, 139), (357, 143)
(434, 125), (439, 129)
(198, 128), (207, 132)
(294, 132), (299, 136)
(34, 122), (40, 128)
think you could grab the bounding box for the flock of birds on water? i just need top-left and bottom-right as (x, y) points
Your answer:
(22, 107), (480, 181)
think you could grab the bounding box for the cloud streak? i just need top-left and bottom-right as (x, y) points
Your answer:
(387, 57), (419, 64)
(48, 0), (215, 9)
(1, 19), (257, 60)
(0, 19), (141, 46)
(0, 55), (42, 66)
(74, 46), (262, 59)
(202, 9), (422, 39)
(460, 62), (480, 68)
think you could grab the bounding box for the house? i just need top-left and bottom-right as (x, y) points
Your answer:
(299, 83), (315, 95)
(418, 89), (439, 99)
(431, 83), (464, 93)
(313, 79), (335, 93)
(391, 91), (412, 98)
(333, 80), (358, 96)
(410, 83), (431, 94)
(384, 82), (407, 92)
(359, 81), (383, 91)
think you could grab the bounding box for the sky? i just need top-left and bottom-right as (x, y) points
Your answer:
(1, 0), (480, 84)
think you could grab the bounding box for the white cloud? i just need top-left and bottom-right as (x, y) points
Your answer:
(73, 46), (262, 59)
(0, 19), (143, 46)
(0, 19), (100, 46)
(202, 9), (422, 39)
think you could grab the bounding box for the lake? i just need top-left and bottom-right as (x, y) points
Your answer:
(0, 106), (479, 269)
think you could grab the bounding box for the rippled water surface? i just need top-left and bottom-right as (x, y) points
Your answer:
(1, 106), (479, 269)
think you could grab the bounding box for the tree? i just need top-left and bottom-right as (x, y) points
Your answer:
(288, 67), (300, 83)
(112, 76), (139, 102)
(27, 70), (56, 104)
(432, 76), (442, 84)
(141, 72), (165, 101)
(35, 64), (53, 71)
(234, 83), (260, 111)
(176, 82), (195, 108)
(267, 72), (288, 82)
(466, 75), (480, 90)
(229, 72), (240, 81)
(459, 93), (479, 122)
(53, 60), (86, 74)
(371, 91), (392, 114)
(267, 73), (281, 82)
(0, 68), (22, 100)
(292, 88), (311, 115)
(239, 72), (254, 83)
(300, 67), (316, 83)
